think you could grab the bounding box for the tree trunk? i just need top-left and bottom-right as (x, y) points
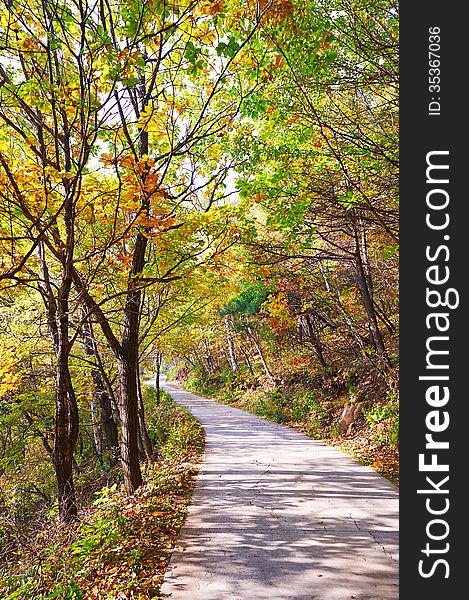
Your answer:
(247, 326), (274, 381)
(89, 395), (103, 460)
(193, 347), (209, 376)
(353, 219), (388, 363)
(137, 369), (153, 458)
(89, 332), (121, 432)
(202, 339), (215, 374)
(155, 351), (161, 404)
(117, 357), (143, 494)
(81, 317), (119, 457)
(373, 300), (396, 334)
(55, 355), (79, 521)
(239, 344), (255, 376)
(100, 389), (119, 453)
(303, 313), (328, 369)
(38, 244), (79, 521)
(224, 316), (239, 372)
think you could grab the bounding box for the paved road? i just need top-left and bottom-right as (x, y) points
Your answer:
(155, 380), (399, 599)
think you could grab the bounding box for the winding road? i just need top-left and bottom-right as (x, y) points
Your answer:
(153, 379), (399, 599)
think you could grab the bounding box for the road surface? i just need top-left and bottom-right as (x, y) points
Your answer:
(153, 379), (399, 599)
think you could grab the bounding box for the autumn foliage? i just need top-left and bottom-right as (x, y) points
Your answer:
(0, 0), (398, 596)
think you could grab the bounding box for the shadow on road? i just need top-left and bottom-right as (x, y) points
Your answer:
(151, 381), (399, 600)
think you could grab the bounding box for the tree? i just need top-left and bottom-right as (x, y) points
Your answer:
(0, 0), (268, 511)
(230, 0), (398, 369)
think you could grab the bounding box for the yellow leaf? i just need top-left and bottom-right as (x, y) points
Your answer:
(99, 152), (115, 166)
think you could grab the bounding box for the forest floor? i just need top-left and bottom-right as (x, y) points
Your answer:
(158, 381), (399, 599)
(0, 390), (205, 600)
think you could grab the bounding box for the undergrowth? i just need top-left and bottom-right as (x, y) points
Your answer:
(0, 388), (204, 599)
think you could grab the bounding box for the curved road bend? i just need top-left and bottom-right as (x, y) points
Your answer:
(154, 379), (399, 600)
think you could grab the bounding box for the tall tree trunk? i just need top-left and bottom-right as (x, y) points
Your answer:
(118, 182), (148, 491)
(202, 339), (215, 374)
(247, 326), (274, 381)
(117, 357), (143, 494)
(353, 218), (388, 363)
(81, 317), (119, 458)
(54, 371), (78, 520)
(107, 68), (150, 493)
(38, 243), (79, 521)
(303, 313), (328, 369)
(55, 316), (79, 521)
(224, 316), (239, 372)
(154, 351), (162, 404)
(136, 369), (153, 458)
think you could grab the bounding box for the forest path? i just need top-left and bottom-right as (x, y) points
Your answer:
(151, 378), (399, 600)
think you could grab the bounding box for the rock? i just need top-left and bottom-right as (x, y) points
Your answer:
(338, 401), (365, 434)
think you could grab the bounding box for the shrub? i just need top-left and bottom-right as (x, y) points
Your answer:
(251, 391), (288, 424)
(290, 390), (318, 421)
(363, 393), (399, 447)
